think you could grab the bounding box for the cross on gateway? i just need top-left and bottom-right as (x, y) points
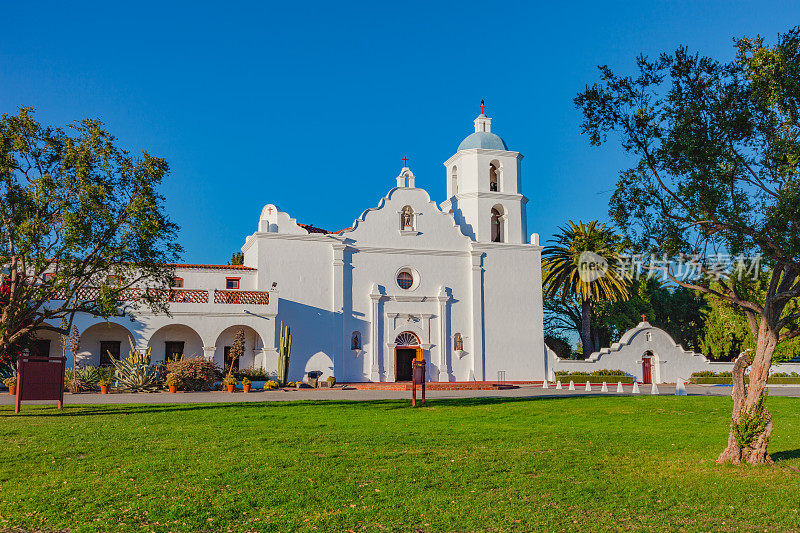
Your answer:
(641, 313), (647, 322)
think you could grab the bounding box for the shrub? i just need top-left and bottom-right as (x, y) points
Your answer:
(691, 371), (716, 378)
(109, 343), (161, 392)
(554, 370), (626, 377)
(3, 376), (16, 388)
(718, 371), (733, 377)
(286, 381), (295, 388)
(164, 373), (180, 387)
(166, 357), (217, 391)
(233, 367), (270, 381)
(590, 369), (625, 377)
(264, 380), (279, 390)
(771, 372), (790, 377)
(327, 376), (336, 386)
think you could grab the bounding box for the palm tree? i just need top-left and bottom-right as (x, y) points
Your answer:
(542, 220), (630, 356)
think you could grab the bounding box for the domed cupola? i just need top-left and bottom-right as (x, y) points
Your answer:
(457, 112), (508, 152)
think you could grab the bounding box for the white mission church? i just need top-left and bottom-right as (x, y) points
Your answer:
(49, 110), (548, 383)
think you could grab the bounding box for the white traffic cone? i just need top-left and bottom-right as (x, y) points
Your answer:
(601, 381), (608, 392)
(542, 380), (549, 389)
(585, 381), (592, 391)
(568, 380), (575, 390)
(556, 380), (562, 390)
(632, 382), (640, 394)
(675, 378), (687, 396)
(651, 383), (659, 395)
(616, 381), (624, 393)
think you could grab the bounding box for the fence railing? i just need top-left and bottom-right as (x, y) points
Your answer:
(214, 289), (270, 305)
(51, 287), (269, 305)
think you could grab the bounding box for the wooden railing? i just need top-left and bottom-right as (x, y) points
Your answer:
(214, 289), (269, 305)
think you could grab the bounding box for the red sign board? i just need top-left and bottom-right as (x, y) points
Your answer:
(15, 354), (66, 413)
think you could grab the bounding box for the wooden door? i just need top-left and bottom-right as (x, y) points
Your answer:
(642, 357), (652, 384)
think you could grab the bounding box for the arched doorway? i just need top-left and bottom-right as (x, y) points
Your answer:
(78, 322), (137, 367)
(214, 325), (264, 373)
(642, 350), (654, 384)
(147, 324), (204, 364)
(394, 331), (421, 382)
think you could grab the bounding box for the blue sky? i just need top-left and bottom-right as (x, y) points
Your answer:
(1, 1), (798, 263)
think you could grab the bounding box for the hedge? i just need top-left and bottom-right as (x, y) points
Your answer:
(689, 377), (800, 385)
(552, 375), (635, 384)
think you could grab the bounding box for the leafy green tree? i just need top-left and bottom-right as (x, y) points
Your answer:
(542, 220), (630, 355)
(0, 107), (181, 355)
(575, 27), (800, 464)
(229, 251), (244, 265)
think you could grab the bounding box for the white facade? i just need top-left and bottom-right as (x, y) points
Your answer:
(58, 112), (547, 383)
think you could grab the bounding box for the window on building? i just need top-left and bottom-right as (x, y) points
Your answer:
(172, 277), (184, 288)
(31, 339), (51, 358)
(397, 271), (414, 290)
(107, 275), (118, 285)
(351, 332), (361, 350)
(43, 272), (56, 283)
(223, 346), (240, 371)
(453, 333), (463, 351)
(451, 166), (458, 196)
(99, 341), (121, 367)
(165, 341), (185, 364)
(226, 277), (240, 290)
(491, 207), (504, 243)
(401, 206), (414, 230)
(489, 163), (499, 192)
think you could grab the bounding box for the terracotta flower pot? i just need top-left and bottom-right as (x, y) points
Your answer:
(168, 385), (177, 393)
(243, 383), (251, 393)
(99, 385), (109, 394)
(226, 384), (235, 393)
(8, 385), (16, 396)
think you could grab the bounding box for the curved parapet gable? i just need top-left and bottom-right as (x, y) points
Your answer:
(552, 321), (728, 384)
(340, 187), (473, 251)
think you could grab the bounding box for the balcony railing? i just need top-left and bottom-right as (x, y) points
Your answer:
(214, 289), (269, 305)
(52, 287), (269, 305)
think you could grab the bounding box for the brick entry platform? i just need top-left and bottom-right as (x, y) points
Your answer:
(340, 381), (542, 391)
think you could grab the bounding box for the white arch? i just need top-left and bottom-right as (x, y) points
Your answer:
(147, 324), (204, 364)
(76, 322), (137, 367)
(214, 325), (265, 372)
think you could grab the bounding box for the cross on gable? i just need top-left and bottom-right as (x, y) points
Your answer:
(641, 313), (647, 322)
(402, 156), (409, 168)
(267, 207), (273, 214)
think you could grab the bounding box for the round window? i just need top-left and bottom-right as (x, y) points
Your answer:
(397, 271), (413, 290)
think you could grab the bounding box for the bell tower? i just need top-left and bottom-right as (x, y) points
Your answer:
(441, 107), (528, 244)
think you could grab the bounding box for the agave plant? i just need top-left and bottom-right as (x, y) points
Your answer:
(108, 339), (160, 392)
(65, 366), (104, 393)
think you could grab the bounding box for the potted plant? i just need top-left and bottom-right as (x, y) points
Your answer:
(3, 377), (16, 396)
(264, 380), (278, 391)
(242, 377), (252, 393)
(98, 379), (110, 394)
(326, 376), (336, 387)
(223, 374), (237, 393)
(165, 373), (179, 393)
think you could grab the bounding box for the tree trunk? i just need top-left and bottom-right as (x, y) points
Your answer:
(580, 299), (593, 357)
(717, 319), (777, 466)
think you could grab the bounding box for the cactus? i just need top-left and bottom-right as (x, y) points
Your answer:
(277, 321), (292, 386)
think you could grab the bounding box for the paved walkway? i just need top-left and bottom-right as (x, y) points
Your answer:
(2, 384), (799, 406)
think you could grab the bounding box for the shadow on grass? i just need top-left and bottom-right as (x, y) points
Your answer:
(0, 394), (676, 418)
(771, 448), (800, 463)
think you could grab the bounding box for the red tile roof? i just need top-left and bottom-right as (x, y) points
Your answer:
(297, 223), (331, 234)
(168, 263), (257, 271)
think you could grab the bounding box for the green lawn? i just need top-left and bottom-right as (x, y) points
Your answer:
(1, 396), (799, 532)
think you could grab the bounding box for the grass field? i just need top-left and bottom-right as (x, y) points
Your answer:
(1, 396), (799, 532)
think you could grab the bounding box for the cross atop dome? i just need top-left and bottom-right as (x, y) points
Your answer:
(474, 100), (492, 133)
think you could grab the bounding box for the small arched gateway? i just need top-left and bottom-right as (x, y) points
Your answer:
(394, 331), (421, 382)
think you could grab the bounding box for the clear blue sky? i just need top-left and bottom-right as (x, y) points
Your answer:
(1, 1), (797, 263)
